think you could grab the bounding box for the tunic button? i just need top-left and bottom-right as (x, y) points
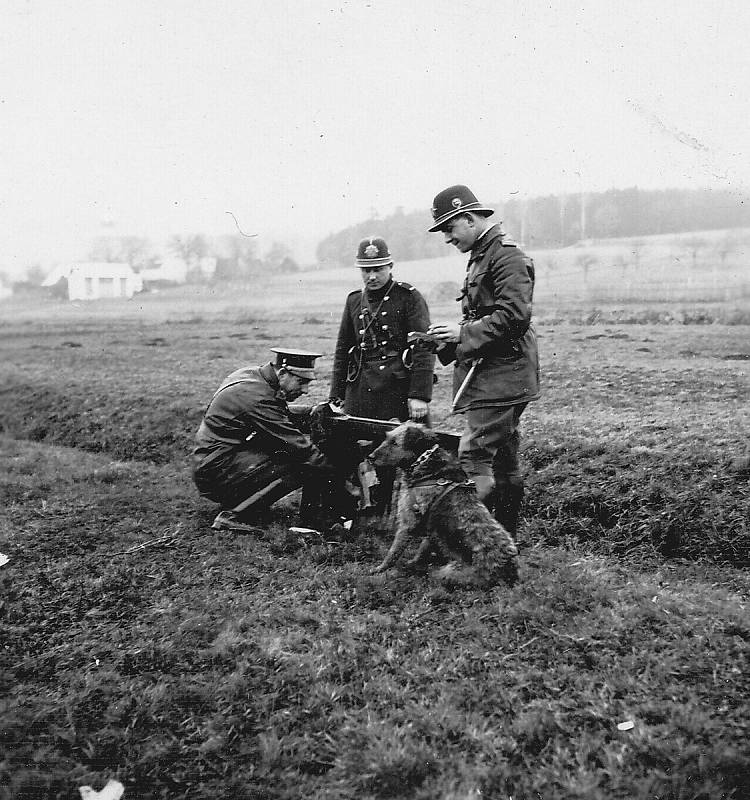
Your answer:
(359, 329), (365, 335)
(382, 324), (389, 330)
(381, 311), (388, 315)
(384, 296), (389, 301)
(378, 365), (385, 370)
(358, 314), (364, 319)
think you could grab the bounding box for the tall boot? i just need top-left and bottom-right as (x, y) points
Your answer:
(298, 476), (326, 527)
(299, 474), (357, 529)
(494, 484), (524, 537)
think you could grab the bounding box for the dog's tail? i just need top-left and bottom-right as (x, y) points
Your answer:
(372, 526), (412, 573)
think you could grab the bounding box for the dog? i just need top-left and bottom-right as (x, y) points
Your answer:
(367, 422), (519, 588)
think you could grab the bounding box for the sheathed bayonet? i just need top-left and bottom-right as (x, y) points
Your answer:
(451, 358), (483, 413)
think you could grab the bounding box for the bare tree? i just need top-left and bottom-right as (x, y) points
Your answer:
(88, 235), (152, 268)
(682, 235), (706, 270)
(558, 193), (567, 246)
(716, 232), (738, 268)
(88, 236), (120, 262)
(630, 239), (644, 270)
(576, 252), (598, 301)
(26, 263), (46, 285)
(264, 241), (291, 269)
(168, 235), (209, 283)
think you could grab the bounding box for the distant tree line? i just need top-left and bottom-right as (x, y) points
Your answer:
(315, 187), (750, 267)
(86, 233), (299, 283)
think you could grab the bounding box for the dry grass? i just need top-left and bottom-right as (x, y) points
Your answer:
(1, 286), (749, 799)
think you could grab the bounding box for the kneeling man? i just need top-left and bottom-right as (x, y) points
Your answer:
(193, 347), (351, 532)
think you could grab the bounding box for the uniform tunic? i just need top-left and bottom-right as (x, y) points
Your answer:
(450, 225), (540, 411)
(192, 362), (328, 509)
(330, 278), (435, 421)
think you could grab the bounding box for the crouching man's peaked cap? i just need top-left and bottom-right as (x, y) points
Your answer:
(270, 347), (322, 380)
(428, 184), (494, 232)
(355, 236), (393, 268)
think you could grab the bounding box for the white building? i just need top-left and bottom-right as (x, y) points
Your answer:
(43, 262), (143, 300)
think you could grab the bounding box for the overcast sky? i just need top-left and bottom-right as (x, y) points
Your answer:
(2, 0), (748, 274)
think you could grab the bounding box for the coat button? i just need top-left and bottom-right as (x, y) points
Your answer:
(378, 364), (385, 370)
(381, 311), (388, 315)
(382, 324), (389, 330)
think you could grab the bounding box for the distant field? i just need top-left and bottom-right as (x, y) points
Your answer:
(314, 225), (750, 307)
(1, 280), (749, 798)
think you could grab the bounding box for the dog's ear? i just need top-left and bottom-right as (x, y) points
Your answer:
(402, 423), (439, 455)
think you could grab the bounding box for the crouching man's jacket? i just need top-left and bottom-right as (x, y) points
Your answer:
(193, 362), (328, 503)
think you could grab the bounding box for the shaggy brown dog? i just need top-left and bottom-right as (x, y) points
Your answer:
(368, 422), (519, 587)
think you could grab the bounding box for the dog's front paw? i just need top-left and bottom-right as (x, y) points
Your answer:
(401, 558), (429, 576)
(432, 561), (473, 589)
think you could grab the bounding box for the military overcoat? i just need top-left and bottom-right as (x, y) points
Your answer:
(447, 225), (540, 412)
(330, 278), (435, 421)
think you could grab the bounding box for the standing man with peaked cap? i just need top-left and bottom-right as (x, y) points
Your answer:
(425, 185), (540, 537)
(193, 347), (353, 532)
(330, 236), (435, 423)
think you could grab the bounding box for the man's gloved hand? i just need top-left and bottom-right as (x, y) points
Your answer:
(408, 398), (429, 422)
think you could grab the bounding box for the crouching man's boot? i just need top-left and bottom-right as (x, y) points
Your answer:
(299, 474), (357, 533)
(494, 483), (524, 537)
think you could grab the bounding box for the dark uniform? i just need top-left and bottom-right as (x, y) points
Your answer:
(451, 225), (540, 412)
(429, 185), (540, 535)
(330, 278), (435, 421)
(193, 361), (333, 514)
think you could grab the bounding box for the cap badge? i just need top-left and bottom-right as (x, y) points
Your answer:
(364, 244), (379, 258)
(452, 197), (462, 208)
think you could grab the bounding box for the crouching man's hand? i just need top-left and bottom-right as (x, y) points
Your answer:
(408, 398), (429, 422)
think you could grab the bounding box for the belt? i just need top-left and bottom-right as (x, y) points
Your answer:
(197, 419), (252, 446)
(362, 350), (401, 362)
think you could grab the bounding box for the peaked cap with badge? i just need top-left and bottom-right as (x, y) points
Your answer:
(428, 184), (494, 232)
(355, 236), (394, 268)
(270, 347), (322, 380)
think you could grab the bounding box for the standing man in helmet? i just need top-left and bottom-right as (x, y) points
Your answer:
(425, 185), (540, 537)
(330, 236), (435, 423)
(330, 236), (435, 515)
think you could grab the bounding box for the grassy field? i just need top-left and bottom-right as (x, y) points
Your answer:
(1, 278), (749, 799)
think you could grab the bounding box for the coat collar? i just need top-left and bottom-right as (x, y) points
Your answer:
(470, 223), (504, 260)
(259, 361), (280, 390)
